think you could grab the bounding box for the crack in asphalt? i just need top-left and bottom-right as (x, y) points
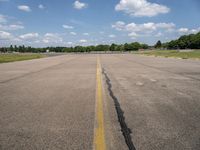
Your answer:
(102, 68), (136, 150)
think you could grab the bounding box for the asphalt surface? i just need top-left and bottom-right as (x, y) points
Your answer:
(0, 54), (200, 150)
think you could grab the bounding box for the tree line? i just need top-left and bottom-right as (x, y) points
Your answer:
(0, 42), (148, 53)
(155, 32), (200, 49)
(1, 32), (199, 53)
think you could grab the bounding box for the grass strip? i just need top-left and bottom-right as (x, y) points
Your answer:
(0, 53), (44, 63)
(134, 50), (200, 59)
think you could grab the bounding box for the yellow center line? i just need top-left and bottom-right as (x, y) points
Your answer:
(94, 56), (106, 150)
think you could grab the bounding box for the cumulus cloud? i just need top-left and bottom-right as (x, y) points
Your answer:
(156, 23), (175, 30)
(67, 42), (73, 45)
(112, 21), (175, 33)
(111, 21), (125, 31)
(74, 1), (87, 9)
(178, 28), (189, 34)
(109, 34), (116, 38)
(62, 24), (74, 29)
(190, 28), (200, 34)
(70, 32), (77, 35)
(128, 32), (138, 37)
(112, 21), (200, 40)
(83, 33), (89, 36)
(38, 4), (45, 9)
(19, 33), (39, 40)
(0, 31), (13, 40)
(18, 5), (31, 12)
(178, 27), (200, 35)
(43, 33), (63, 43)
(112, 21), (176, 38)
(79, 39), (87, 43)
(155, 32), (163, 37)
(0, 14), (24, 32)
(115, 0), (170, 17)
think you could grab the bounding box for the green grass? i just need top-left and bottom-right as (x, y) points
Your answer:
(134, 50), (200, 59)
(0, 53), (44, 63)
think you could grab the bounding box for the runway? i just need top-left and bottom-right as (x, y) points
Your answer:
(0, 54), (200, 150)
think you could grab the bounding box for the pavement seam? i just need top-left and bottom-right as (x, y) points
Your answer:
(102, 68), (136, 150)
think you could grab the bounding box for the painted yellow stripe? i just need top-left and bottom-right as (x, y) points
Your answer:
(94, 57), (106, 150)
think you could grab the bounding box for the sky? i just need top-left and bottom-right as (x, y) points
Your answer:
(0, 0), (200, 47)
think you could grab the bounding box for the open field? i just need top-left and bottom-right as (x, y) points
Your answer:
(0, 53), (44, 63)
(0, 54), (200, 150)
(135, 50), (200, 59)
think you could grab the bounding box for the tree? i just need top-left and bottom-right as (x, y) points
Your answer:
(10, 45), (14, 52)
(141, 44), (149, 49)
(155, 40), (162, 48)
(123, 42), (141, 51)
(131, 42), (141, 51)
(163, 32), (200, 49)
(178, 40), (186, 49)
(116, 45), (124, 51)
(167, 40), (179, 49)
(124, 43), (130, 51)
(110, 43), (117, 51)
(14, 45), (19, 52)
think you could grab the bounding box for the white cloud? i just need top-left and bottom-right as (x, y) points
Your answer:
(18, 5), (31, 12)
(178, 28), (189, 34)
(38, 4), (45, 9)
(155, 32), (163, 37)
(0, 24), (24, 30)
(140, 23), (157, 31)
(74, 1), (87, 9)
(0, 14), (24, 32)
(115, 0), (170, 17)
(128, 32), (139, 39)
(83, 33), (89, 36)
(67, 42), (73, 45)
(43, 33), (63, 43)
(112, 21), (175, 33)
(62, 24), (74, 29)
(70, 32), (77, 35)
(112, 21), (176, 39)
(156, 23), (175, 29)
(79, 39), (87, 43)
(111, 21), (125, 31)
(19, 33), (39, 40)
(178, 27), (200, 35)
(0, 31), (13, 40)
(190, 28), (200, 34)
(109, 34), (116, 38)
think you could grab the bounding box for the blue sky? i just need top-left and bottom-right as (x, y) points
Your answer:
(0, 0), (200, 47)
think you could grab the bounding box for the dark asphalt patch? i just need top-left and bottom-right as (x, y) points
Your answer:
(102, 68), (136, 150)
